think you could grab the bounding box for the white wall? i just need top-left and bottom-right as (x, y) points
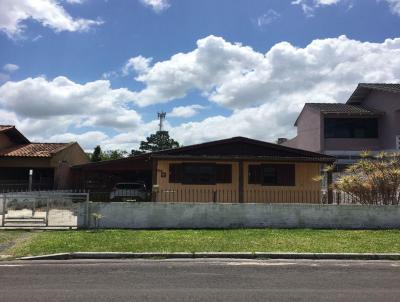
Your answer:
(86, 202), (400, 229)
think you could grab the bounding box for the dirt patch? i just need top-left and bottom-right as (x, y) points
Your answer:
(0, 232), (35, 260)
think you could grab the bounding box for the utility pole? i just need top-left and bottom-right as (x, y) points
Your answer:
(157, 112), (166, 132)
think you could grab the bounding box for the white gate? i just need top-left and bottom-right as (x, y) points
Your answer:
(0, 191), (89, 229)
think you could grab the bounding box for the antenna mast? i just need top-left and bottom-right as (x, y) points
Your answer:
(157, 111), (166, 132)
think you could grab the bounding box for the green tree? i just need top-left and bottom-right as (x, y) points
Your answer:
(91, 145), (102, 162)
(131, 131), (180, 154)
(101, 150), (128, 161)
(91, 146), (128, 162)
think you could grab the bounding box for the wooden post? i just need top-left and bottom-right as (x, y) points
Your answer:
(238, 160), (244, 203)
(45, 198), (49, 227)
(1, 194), (6, 227)
(327, 170), (333, 204)
(85, 192), (90, 229)
(213, 191), (217, 203)
(151, 158), (158, 202)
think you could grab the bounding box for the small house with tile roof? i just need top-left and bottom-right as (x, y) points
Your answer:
(283, 83), (400, 170)
(0, 125), (89, 190)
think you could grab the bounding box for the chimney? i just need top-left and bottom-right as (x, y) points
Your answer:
(277, 138), (288, 144)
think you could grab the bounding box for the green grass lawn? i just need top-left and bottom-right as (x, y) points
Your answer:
(8, 229), (400, 257)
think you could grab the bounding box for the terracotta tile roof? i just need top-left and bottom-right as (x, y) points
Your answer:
(0, 143), (70, 158)
(306, 103), (383, 115)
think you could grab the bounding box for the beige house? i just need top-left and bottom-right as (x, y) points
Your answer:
(75, 137), (334, 203)
(0, 125), (89, 190)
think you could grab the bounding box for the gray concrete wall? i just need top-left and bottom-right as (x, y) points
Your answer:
(87, 202), (400, 229)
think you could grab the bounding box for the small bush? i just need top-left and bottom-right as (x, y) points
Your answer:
(334, 152), (400, 205)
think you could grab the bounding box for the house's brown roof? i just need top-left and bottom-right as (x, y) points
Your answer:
(0, 125), (30, 144)
(74, 136), (335, 170)
(306, 103), (382, 114)
(0, 143), (71, 158)
(358, 83), (400, 93)
(0, 125), (14, 131)
(347, 83), (400, 103)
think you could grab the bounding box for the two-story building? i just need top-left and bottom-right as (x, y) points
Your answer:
(283, 83), (400, 172)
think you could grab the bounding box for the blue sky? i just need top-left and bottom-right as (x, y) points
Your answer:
(0, 0), (400, 151)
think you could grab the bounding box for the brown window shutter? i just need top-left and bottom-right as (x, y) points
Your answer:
(216, 164), (232, 183)
(169, 163), (182, 183)
(276, 164), (295, 186)
(248, 165), (261, 184)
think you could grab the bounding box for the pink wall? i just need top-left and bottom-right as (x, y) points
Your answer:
(324, 138), (380, 151)
(284, 106), (322, 152)
(362, 90), (400, 150)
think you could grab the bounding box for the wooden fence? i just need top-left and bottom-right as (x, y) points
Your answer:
(155, 189), (322, 204)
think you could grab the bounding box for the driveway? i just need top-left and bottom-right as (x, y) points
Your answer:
(0, 259), (399, 301)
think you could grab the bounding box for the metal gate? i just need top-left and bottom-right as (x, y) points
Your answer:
(0, 191), (89, 229)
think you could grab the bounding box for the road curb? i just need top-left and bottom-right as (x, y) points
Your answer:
(18, 252), (400, 261)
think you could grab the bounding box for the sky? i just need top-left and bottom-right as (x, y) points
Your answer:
(0, 0), (400, 151)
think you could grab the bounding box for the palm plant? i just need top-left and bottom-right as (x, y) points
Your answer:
(334, 152), (400, 205)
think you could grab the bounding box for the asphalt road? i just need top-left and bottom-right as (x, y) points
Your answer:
(0, 259), (400, 302)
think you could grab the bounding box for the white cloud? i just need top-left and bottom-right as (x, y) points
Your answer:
(316, 0), (341, 4)
(291, 0), (341, 16)
(32, 34), (43, 42)
(293, 0), (400, 16)
(0, 76), (142, 141)
(3, 63), (19, 73)
(169, 105), (205, 118)
(105, 34), (400, 148)
(49, 131), (109, 151)
(122, 56), (153, 76)
(0, 0), (103, 39)
(383, 0), (400, 15)
(131, 35), (265, 107)
(140, 0), (170, 13)
(64, 0), (85, 4)
(2, 35), (400, 151)
(130, 35), (400, 111)
(256, 9), (281, 27)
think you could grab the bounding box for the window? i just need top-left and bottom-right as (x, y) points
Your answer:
(169, 163), (232, 185)
(249, 164), (295, 186)
(324, 118), (378, 139)
(183, 164), (216, 185)
(262, 166), (278, 185)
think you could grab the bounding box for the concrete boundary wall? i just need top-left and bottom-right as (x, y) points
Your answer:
(86, 202), (400, 229)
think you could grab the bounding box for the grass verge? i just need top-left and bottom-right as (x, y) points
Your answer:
(7, 229), (400, 258)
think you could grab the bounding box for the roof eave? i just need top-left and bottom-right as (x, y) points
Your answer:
(151, 154), (336, 163)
